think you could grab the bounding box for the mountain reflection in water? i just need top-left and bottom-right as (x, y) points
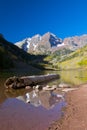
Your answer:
(0, 70), (87, 130)
(16, 89), (64, 109)
(0, 88), (65, 130)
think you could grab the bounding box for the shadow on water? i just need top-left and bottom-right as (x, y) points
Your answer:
(0, 69), (87, 130)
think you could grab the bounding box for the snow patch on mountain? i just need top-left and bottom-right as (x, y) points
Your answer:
(57, 42), (65, 47)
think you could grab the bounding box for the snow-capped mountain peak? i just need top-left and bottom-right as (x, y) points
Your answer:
(15, 32), (63, 53)
(15, 33), (87, 54)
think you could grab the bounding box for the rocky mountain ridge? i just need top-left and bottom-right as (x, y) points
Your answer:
(15, 32), (64, 54)
(15, 32), (87, 54)
(63, 34), (87, 50)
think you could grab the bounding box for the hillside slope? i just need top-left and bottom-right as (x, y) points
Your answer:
(0, 35), (41, 72)
(59, 45), (87, 70)
(43, 45), (87, 70)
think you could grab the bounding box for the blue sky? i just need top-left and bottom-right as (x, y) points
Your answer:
(0, 0), (87, 43)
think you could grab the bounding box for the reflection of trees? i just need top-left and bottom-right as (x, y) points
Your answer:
(0, 78), (8, 104)
(59, 70), (87, 85)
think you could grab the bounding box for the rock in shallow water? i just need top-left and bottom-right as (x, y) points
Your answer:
(43, 85), (57, 91)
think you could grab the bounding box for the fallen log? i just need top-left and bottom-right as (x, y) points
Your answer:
(4, 74), (60, 89)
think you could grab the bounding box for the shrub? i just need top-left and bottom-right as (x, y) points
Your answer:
(78, 59), (87, 66)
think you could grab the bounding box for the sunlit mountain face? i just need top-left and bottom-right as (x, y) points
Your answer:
(15, 32), (64, 54)
(15, 32), (87, 54)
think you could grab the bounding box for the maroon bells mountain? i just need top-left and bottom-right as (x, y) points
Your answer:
(15, 32), (87, 54)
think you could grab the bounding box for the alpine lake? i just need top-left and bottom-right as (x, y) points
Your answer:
(0, 69), (87, 130)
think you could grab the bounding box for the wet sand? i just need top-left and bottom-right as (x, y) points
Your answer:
(48, 83), (87, 130)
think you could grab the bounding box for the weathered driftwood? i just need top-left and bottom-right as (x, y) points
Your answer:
(5, 74), (60, 89)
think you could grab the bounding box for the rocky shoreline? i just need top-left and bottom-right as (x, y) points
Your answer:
(48, 83), (87, 130)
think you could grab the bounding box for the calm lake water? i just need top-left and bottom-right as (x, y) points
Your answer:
(0, 70), (87, 130)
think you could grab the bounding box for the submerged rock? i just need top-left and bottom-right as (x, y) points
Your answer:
(59, 83), (71, 88)
(43, 85), (57, 91)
